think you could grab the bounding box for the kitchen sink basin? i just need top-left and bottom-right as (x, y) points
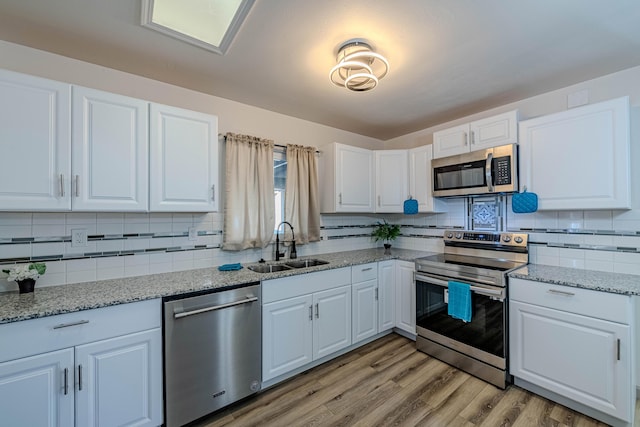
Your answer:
(247, 264), (293, 273)
(284, 259), (329, 269)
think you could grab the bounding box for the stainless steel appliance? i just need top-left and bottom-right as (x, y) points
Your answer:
(163, 282), (261, 427)
(415, 230), (528, 388)
(432, 143), (518, 197)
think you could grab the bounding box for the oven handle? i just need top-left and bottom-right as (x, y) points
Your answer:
(415, 274), (504, 300)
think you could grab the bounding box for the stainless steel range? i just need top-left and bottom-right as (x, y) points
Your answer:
(414, 230), (528, 389)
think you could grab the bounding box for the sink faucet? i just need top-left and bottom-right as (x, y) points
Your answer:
(275, 221), (297, 261)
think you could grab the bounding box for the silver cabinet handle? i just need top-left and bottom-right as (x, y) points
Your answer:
(375, 288), (379, 301)
(59, 174), (65, 197)
(463, 132), (468, 146)
(470, 130), (475, 145)
(617, 338), (621, 361)
(211, 184), (215, 202)
(63, 368), (69, 395)
(174, 296), (258, 319)
(378, 195), (381, 206)
(485, 153), (494, 192)
(74, 175), (79, 197)
(547, 289), (575, 297)
(53, 320), (89, 329)
(361, 267), (373, 272)
(78, 364), (82, 391)
(315, 303), (319, 319)
(339, 193), (342, 204)
(309, 305), (313, 321)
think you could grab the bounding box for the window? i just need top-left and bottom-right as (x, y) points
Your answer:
(274, 150), (287, 233)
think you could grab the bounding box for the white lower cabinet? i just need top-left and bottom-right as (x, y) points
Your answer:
(395, 260), (416, 335)
(352, 279), (378, 343)
(0, 300), (163, 427)
(377, 261), (395, 332)
(510, 278), (634, 426)
(262, 267), (352, 382)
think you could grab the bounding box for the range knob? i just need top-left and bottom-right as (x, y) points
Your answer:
(514, 236), (523, 244)
(455, 233), (462, 239)
(502, 235), (511, 242)
(446, 232), (454, 239)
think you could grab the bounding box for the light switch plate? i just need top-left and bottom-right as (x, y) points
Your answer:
(188, 227), (197, 241)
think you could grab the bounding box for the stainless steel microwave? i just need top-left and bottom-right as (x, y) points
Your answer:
(432, 144), (518, 197)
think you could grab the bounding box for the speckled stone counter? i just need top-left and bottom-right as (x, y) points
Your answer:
(0, 248), (434, 324)
(509, 264), (640, 296)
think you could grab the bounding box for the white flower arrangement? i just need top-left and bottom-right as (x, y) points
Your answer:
(2, 262), (47, 282)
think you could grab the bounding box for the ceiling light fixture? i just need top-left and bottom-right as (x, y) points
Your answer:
(329, 39), (389, 92)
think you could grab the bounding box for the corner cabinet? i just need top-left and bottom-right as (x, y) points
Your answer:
(71, 86), (149, 211)
(150, 104), (219, 212)
(374, 150), (408, 213)
(320, 143), (374, 213)
(432, 110), (518, 159)
(518, 97), (630, 210)
(0, 300), (163, 427)
(509, 278), (634, 426)
(0, 69), (71, 211)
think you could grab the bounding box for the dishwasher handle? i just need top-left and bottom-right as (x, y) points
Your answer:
(174, 295), (258, 319)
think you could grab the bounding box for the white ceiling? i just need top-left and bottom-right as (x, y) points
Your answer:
(1, 0), (640, 140)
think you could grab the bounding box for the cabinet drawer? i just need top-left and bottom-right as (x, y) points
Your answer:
(509, 278), (630, 324)
(263, 267), (351, 304)
(0, 299), (161, 363)
(351, 262), (377, 283)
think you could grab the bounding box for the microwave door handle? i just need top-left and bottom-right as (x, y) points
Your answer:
(485, 152), (494, 192)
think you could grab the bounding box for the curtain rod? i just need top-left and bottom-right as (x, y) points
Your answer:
(218, 134), (320, 154)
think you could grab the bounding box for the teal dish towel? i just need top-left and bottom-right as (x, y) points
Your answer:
(447, 281), (472, 322)
(218, 263), (243, 271)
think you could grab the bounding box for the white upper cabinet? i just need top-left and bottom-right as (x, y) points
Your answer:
(408, 145), (447, 213)
(519, 97), (630, 210)
(320, 142), (374, 213)
(433, 110), (518, 159)
(375, 150), (408, 213)
(72, 86), (149, 211)
(0, 69), (71, 211)
(149, 104), (219, 212)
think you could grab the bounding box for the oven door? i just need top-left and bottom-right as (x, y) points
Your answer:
(415, 272), (507, 369)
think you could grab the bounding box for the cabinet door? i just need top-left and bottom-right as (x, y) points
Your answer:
(352, 279), (378, 343)
(335, 144), (374, 212)
(377, 260), (395, 332)
(374, 150), (408, 213)
(510, 300), (632, 421)
(469, 110), (518, 150)
(313, 285), (351, 359)
(263, 295), (313, 381)
(72, 86), (149, 211)
(432, 124), (469, 159)
(519, 97), (630, 210)
(0, 348), (74, 427)
(75, 329), (163, 427)
(395, 261), (416, 335)
(408, 145), (446, 213)
(0, 70), (71, 211)
(149, 104), (219, 212)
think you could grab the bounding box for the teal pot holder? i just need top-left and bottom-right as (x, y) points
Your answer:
(403, 197), (418, 215)
(512, 188), (538, 213)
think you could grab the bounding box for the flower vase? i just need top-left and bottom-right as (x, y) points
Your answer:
(384, 243), (392, 255)
(17, 279), (36, 294)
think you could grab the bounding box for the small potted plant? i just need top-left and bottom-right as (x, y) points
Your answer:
(371, 220), (401, 254)
(2, 262), (46, 294)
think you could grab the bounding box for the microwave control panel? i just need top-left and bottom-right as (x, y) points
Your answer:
(493, 156), (512, 185)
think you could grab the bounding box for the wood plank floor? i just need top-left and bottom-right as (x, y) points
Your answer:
(193, 334), (617, 427)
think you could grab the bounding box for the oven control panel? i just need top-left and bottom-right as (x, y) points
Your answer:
(444, 230), (528, 248)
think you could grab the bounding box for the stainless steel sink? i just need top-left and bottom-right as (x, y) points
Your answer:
(284, 259), (329, 269)
(247, 264), (293, 273)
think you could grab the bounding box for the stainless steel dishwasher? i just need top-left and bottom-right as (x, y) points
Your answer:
(163, 282), (261, 427)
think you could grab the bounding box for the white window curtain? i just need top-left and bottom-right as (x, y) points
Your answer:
(222, 133), (275, 250)
(285, 144), (320, 244)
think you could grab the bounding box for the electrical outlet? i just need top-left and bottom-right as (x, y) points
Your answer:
(188, 227), (198, 241)
(71, 228), (88, 247)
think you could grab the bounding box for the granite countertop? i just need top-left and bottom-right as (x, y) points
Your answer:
(0, 248), (434, 324)
(508, 264), (640, 296)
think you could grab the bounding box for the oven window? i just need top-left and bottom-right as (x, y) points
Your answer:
(416, 280), (504, 358)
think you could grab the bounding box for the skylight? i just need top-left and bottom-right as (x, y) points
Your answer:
(141, 0), (254, 55)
